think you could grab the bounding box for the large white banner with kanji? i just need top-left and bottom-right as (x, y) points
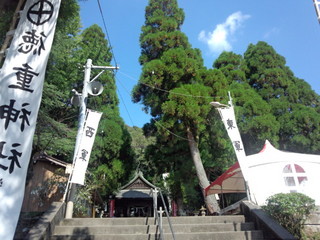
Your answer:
(0, 0), (61, 239)
(216, 106), (249, 182)
(70, 109), (102, 185)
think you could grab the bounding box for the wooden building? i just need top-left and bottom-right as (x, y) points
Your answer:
(21, 152), (71, 213)
(111, 171), (160, 217)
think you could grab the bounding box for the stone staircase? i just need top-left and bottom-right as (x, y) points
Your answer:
(51, 215), (264, 240)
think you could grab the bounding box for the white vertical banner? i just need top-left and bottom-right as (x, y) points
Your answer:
(217, 106), (249, 182)
(70, 109), (102, 185)
(0, 0), (61, 239)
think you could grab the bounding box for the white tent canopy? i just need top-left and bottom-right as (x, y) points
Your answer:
(206, 140), (320, 206)
(245, 140), (320, 205)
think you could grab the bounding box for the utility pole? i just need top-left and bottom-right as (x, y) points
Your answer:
(65, 59), (118, 218)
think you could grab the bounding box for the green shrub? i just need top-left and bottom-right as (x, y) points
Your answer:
(262, 192), (315, 239)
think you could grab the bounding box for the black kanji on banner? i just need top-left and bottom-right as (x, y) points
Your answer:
(10, 63), (39, 92)
(227, 118), (236, 130)
(0, 100), (31, 131)
(0, 142), (22, 174)
(18, 30), (46, 55)
(85, 126), (96, 138)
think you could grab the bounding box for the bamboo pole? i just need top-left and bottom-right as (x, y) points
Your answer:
(0, 0), (25, 65)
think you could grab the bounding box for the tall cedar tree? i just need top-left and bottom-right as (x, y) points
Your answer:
(244, 42), (320, 153)
(214, 44), (320, 155)
(213, 51), (280, 155)
(133, 0), (221, 213)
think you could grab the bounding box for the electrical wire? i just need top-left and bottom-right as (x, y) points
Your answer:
(96, 0), (118, 68)
(116, 75), (191, 141)
(116, 75), (132, 97)
(154, 121), (190, 141)
(118, 70), (214, 99)
(116, 87), (136, 127)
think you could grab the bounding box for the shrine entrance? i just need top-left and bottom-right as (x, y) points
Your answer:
(116, 198), (153, 217)
(110, 171), (164, 217)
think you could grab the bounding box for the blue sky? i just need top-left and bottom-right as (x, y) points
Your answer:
(79, 0), (320, 128)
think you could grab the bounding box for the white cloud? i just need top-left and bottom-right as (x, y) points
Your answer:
(198, 11), (250, 54)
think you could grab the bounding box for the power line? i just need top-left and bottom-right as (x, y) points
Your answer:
(116, 87), (136, 127)
(116, 75), (132, 98)
(116, 76), (190, 142)
(115, 76), (138, 127)
(118, 70), (214, 99)
(154, 121), (190, 141)
(96, 0), (118, 68)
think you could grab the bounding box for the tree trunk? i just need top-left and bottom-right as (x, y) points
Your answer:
(186, 127), (220, 213)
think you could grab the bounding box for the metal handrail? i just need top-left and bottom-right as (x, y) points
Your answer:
(152, 187), (176, 240)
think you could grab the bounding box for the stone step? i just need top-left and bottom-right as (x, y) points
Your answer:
(54, 222), (256, 235)
(52, 216), (264, 240)
(58, 215), (245, 227)
(51, 230), (264, 240)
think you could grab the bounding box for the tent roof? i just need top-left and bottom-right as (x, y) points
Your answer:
(206, 139), (320, 197)
(205, 140), (272, 196)
(205, 161), (246, 196)
(246, 140), (320, 166)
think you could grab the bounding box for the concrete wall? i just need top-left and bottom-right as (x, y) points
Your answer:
(304, 206), (320, 233)
(24, 202), (66, 240)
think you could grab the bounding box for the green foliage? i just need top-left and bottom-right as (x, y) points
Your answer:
(34, 83), (77, 160)
(31, 0), (135, 201)
(74, 159), (125, 217)
(33, 0), (81, 161)
(139, 0), (187, 64)
(213, 42), (320, 155)
(0, 9), (14, 48)
(229, 82), (280, 154)
(75, 25), (135, 196)
(302, 231), (320, 240)
(213, 51), (247, 85)
(263, 193), (316, 239)
(126, 126), (156, 171)
(160, 84), (213, 137)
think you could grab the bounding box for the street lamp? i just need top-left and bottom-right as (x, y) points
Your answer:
(209, 101), (229, 108)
